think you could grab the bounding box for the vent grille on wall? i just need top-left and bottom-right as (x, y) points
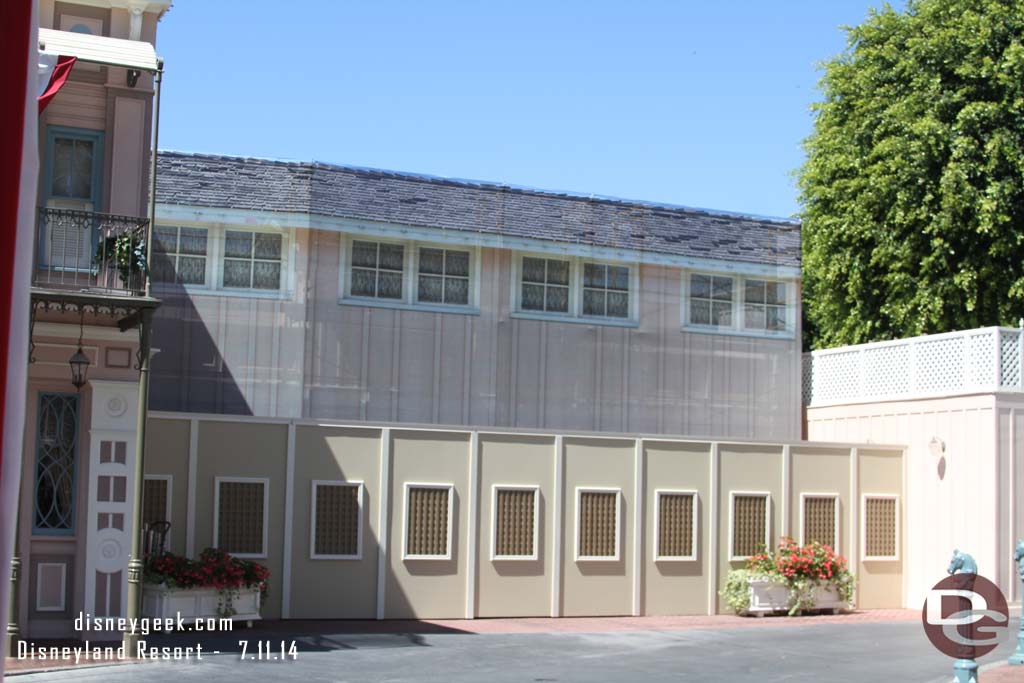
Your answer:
(658, 492), (695, 558)
(142, 478), (169, 528)
(217, 481), (265, 555)
(864, 496), (897, 558)
(578, 491), (618, 558)
(406, 486), (450, 557)
(314, 483), (360, 557)
(803, 496), (836, 547)
(732, 494), (767, 558)
(494, 488), (536, 558)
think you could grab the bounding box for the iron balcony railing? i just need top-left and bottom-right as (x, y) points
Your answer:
(34, 206), (149, 296)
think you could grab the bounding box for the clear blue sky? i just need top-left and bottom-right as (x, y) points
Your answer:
(157, 1), (895, 219)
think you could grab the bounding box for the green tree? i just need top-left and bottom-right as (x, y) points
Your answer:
(799, 0), (1024, 349)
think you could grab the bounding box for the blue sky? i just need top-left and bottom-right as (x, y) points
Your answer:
(157, 1), (895, 219)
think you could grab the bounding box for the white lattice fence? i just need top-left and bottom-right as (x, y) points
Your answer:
(1001, 329), (1022, 387)
(804, 326), (1024, 406)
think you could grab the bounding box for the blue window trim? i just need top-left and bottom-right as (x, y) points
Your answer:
(32, 392), (80, 537)
(43, 125), (105, 207)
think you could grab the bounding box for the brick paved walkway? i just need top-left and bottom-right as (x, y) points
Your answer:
(985, 664), (1024, 682)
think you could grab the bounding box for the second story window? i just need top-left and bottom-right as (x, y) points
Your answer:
(153, 226), (207, 285)
(351, 240), (404, 300)
(417, 247), (469, 305)
(743, 279), (787, 331)
(45, 127), (104, 209)
(689, 274), (733, 327)
(51, 137), (95, 201)
(521, 256), (570, 313)
(583, 263), (630, 319)
(223, 230), (282, 290)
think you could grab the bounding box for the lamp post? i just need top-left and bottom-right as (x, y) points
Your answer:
(1011, 540), (1024, 665)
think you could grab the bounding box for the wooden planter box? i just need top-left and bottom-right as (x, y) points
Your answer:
(744, 577), (847, 616)
(141, 584), (262, 626)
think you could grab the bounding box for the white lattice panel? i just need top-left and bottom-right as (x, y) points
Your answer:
(965, 331), (996, 387)
(802, 355), (813, 405)
(863, 344), (911, 396)
(808, 349), (861, 403)
(914, 336), (965, 394)
(1001, 330), (1022, 388)
(803, 327), (1024, 406)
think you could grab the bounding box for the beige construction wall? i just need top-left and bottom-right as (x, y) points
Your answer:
(806, 395), (993, 609)
(147, 412), (905, 619)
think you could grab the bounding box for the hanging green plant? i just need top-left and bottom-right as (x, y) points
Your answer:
(94, 233), (148, 287)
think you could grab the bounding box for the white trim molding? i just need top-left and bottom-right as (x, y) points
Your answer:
(728, 490), (772, 561)
(489, 484), (541, 561)
(653, 489), (699, 562)
(860, 493), (901, 562)
(309, 480), (364, 560)
(574, 486), (622, 562)
(156, 203), (802, 280)
(402, 482), (455, 561)
(798, 492), (840, 548)
(212, 476), (270, 559)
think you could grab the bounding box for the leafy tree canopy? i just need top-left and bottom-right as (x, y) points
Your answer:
(799, 0), (1024, 349)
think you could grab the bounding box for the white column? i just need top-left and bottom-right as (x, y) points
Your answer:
(83, 380), (140, 634)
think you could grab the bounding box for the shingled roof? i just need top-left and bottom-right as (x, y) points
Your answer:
(156, 151), (801, 268)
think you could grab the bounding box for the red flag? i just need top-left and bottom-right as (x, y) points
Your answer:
(38, 54), (75, 112)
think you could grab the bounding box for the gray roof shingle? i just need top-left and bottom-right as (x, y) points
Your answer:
(156, 151), (800, 268)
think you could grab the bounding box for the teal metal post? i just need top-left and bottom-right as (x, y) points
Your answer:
(948, 550), (979, 683)
(1010, 540), (1024, 665)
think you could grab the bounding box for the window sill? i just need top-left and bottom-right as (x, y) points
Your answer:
(654, 556), (699, 563)
(681, 325), (795, 340)
(491, 555), (540, 562)
(338, 298), (480, 316)
(575, 556), (622, 562)
(402, 554), (453, 561)
(511, 311), (639, 328)
(154, 284), (292, 301)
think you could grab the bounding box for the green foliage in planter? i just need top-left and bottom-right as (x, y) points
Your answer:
(94, 233), (147, 285)
(721, 569), (755, 615)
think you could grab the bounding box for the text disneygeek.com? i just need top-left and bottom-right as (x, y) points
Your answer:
(14, 613), (300, 663)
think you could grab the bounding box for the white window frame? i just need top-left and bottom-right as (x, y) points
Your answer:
(653, 489), (699, 562)
(511, 252), (639, 327)
(35, 562), (67, 612)
(339, 236), (481, 313)
(490, 484), (540, 561)
(152, 225), (210, 288)
(310, 480), (363, 560)
(798, 492), (840, 548)
(402, 482), (454, 561)
(143, 474), (173, 546)
(213, 476), (270, 559)
(861, 493), (900, 561)
(728, 491), (772, 561)
(574, 486), (622, 562)
(152, 223), (293, 299)
(741, 276), (791, 334)
(218, 227), (289, 293)
(682, 271), (796, 339)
